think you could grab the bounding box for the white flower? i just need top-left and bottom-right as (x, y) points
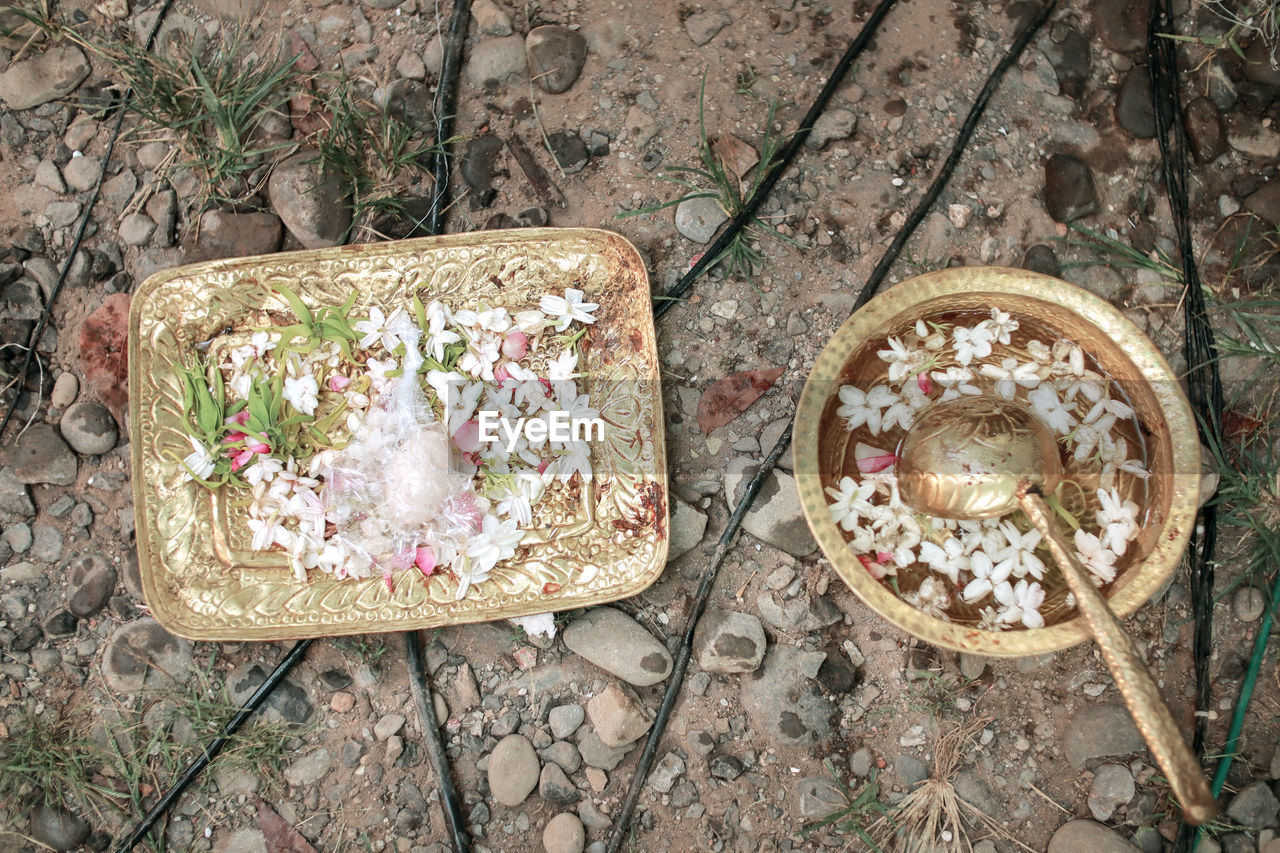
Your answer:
(931, 366), (981, 401)
(979, 357), (1041, 400)
(1084, 396), (1135, 424)
(877, 336), (928, 384)
(458, 334), (501, 381)
(426, 300), (462, 362)
(547, 349), (580, 380)
(826, 477), (877, 531)
(354, 306), (406, 352)
(1074, 529), (1118, 585)
(989, 308), (1019, 345)
(513, 309), (551, 335)
(453, 306), (511, 334)
(918, 536), (969, 585)
(962, 550), (1014, 603)
(540, 288), (599, 331)
(283, 374), (320, 416)
(1096, 488), (1140, 556)
(246, 454), (284, 487)
(994, 579), (1046, 629)
(496, 471), (545, 526)
(456, 515), (525, 599)
(366, 357), (399, 391)
(181, 437), (217, 482)
(552, 443), (593, 483)
(1026, 339), (1052, 363)
(904, 576), (951, 620)
(836, 385), (898, 435)
(952, 322), (996, 366)
(996, 520), (1045, 580)
(1028, 384), (1076, 435)
(250, 330), (277, 356)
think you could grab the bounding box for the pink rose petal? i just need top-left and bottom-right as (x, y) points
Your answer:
(453, 419), (481, 453)
(329, 374), (351, 392)
(494, 362), (512, 383)
(415, 546), (436, 577)
(917, 372), (933, 395)
(856, 453), (897, 474)
(502, 331), (528, 359)
(858, 553), (889, 579)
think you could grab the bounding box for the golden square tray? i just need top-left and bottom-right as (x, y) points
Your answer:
(129, 227), (668, 641)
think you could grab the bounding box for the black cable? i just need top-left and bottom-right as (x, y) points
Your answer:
(651, 0), (898, 322)
(406, 631), (470, 853)
(857, 0), (1058, 311)
(429, 0), (472, 236)
(607, 4), (1060, 848)
(0, 0), (178, 442)
(112, 638), (314, 853)
(1149, 0), (1224, 847)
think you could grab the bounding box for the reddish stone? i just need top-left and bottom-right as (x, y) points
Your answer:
(78, 293), (130, 428)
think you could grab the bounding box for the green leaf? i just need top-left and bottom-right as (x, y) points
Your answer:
(273, 282), (314, 327)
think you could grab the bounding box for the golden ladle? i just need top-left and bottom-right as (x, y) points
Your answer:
(895, 396), (1217, 825)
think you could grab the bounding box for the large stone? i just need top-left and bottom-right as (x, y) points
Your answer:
(1087, 763), (1136, 821)
(1042, 26), (1091, 98)
(1092, 0), (1149, 54)
(539, 762), (580, 805)
(190, 210), (283, 261)
(1115, 67), (1156, 139)
(29, 805), (90, 851)
(79, 293), (131, 427)
(1226, 780), (1280, 829)
(488, 734), (540, 806)
(465, 35), (526, 88)
(471, 0), (513, 35)
(102, 617), (194, 693)
(668, 496), (708, 560)
(674, 195), (727, 244)
(1063, 704), (1145, 767)
(9, 424), (76, 485)
(726, 464), (818, 557)
(1184, 97), (1226, 163)
(796, 775), (846, 820)
(526, 26), (587, 94)
(1049, 820), (1140, 853)
(461, 134), (505, 193)
(694, 610), (766, 674)
(284, 747), (331, 787)
(586, 682), (653, 748)
(684, 10), (731, 46)
(742, 644), (835, 749)
(1246, 180), (1280, 225)
(577, 730), (629, 770)
(67, 553), (117, 618)
(562, 606), (672, 686)
(0, 46), (90, 110)
(60, 400), (118, 455)
(542, 813), (585, 853)
(267, 150), (352, 249)
(549, 704), (585, 740)
(227, 663), (313, 724)
(0, 467), (34, 518)
(1043, 153), (1097, 223)
(805, 108), (858, 149)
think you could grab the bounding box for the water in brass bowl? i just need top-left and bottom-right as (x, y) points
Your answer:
(794, 267), (1200, 656)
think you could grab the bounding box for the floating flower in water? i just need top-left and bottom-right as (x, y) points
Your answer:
(952, 321), (996, 365)
(836, 385), (897, 435)
(1074, 529), (1118, 584)
(995, 579), (1046, 629)
(854, 442), (897, 474)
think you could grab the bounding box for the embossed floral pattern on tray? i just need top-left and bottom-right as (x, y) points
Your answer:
(129, 228), (668, 640)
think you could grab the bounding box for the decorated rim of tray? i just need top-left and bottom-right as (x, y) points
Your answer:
(129, 227), (668, 641)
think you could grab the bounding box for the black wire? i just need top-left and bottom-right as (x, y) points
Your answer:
(0, 0), (178, 442)
(607, 3), (1060, 848)
(429, 0), (472, 236)
(651, 0), (898, 322)
(1149, 0), (1224, 847)
(112, 638), (314, 853)
(605, 422), (793, 853)
(857, 0), (1058, 311)
(406, 631), (470, 853)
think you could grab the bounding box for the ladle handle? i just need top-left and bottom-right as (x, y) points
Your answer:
(1018, 491), (1218, 826)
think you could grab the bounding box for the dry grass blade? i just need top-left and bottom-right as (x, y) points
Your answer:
(868, 715), (1036, 853)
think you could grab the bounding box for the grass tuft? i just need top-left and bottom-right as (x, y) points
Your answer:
(620, 73), (804, 283)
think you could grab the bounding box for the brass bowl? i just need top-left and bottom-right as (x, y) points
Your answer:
(794, 266), (1199, 657)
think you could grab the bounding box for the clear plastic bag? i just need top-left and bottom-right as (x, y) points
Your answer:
(322, 314), (477, 584)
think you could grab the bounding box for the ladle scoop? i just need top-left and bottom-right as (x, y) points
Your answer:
(896, 396), (1217, 825)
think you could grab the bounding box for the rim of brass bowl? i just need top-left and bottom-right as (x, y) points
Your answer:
(794, 266), (1200, 657)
